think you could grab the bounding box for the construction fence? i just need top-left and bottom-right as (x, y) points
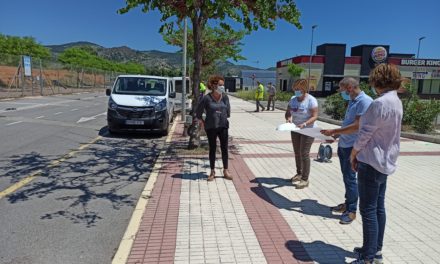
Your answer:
(0, 53), (122, 99)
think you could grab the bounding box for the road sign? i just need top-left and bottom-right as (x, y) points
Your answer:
(23, 56), (32, 77)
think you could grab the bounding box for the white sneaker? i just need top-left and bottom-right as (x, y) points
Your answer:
(296, 180), (309, 189)
(290, 174), (302, 182)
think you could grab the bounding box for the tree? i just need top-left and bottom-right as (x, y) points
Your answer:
(163, 24), (246, 79)
(287, 63), (304, 78)
(0, 34), (51, 66)
(0, 34), (51, 59)
(58, 47), (146, 87)
(119, 0), (302, 147)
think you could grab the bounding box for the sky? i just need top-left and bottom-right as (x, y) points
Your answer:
(1, 0), (439, 69)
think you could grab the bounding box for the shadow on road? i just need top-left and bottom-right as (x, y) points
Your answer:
(1, 136), (162, 227)
(98, 126), (164, 139)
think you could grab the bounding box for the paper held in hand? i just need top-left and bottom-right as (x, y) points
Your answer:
(295, 127), (335, 141)
(276, 123), (300, 131)
(276, 124), (335, 141)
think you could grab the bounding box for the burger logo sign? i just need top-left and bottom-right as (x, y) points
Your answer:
(371, 46), (387, 63)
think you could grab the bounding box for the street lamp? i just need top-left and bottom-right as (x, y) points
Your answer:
(414, 36), (425, 92)
(181, 18), (188, 134)
(417, 36), (426, 59)
(308, 25), (318, 91)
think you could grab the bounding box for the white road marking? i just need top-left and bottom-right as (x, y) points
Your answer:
(77, 112), (107, 123)
(6, 121), (23, 126)
(35, 116), (45, 119)
(54, 112), (63, 115)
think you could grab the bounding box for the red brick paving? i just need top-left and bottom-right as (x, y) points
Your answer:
(229, 150), (313, 264)
(126, 123), (185, 264)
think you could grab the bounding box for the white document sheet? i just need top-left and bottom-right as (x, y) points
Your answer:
(276, 123), (300, 131)
(295, 127), (335, 141)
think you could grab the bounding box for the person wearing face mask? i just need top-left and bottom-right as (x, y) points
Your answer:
(196, 75), (232, 181)
(320, 77), (373, 225)
(285, 79), (318, 189)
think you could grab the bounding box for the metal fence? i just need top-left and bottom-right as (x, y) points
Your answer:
(0, 53), (122, 99)
(241, 77), (276, 91)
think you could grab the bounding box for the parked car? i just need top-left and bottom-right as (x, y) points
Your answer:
(106, 75), (176, 136)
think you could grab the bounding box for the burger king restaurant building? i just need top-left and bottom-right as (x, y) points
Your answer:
(276, 43), (440, 98)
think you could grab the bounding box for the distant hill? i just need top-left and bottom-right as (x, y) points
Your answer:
(46, 41), (103, 54)
(45, 41), (272, 74)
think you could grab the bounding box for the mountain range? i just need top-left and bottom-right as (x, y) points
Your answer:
(45, 41), (275, 76)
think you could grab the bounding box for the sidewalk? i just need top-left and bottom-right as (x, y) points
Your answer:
(121, 96), (440, 264)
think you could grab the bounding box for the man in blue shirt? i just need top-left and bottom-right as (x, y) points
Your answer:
(321, 77), (373, 224)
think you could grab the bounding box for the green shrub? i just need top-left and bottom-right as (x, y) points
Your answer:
(235, 89), (294, 102)
(401, 81), (419, 125)
(235, 90), (256, 100)
(323, 92), (347, 120)
(406, 99), (440, 133)
(276, 91), (295, 102)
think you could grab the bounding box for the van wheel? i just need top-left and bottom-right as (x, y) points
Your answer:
(161, 120), (170, 136)
(170, 109), (175, 123)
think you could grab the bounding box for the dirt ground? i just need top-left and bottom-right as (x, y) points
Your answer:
(0, 65), (109, 98)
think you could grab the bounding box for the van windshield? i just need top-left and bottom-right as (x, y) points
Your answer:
(113, 77), (167, 96)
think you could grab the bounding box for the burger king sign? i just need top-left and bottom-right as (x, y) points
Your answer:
(371, 46), (388, 63)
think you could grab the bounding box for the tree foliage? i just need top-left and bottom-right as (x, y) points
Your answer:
(58, 47), (145, 74)
(287, 63), (304, 78)
(0, 34), (51, 59)
(162, 24), (246, 78)
(119, 0), (302, 94)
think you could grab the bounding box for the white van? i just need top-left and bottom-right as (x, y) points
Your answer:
(106, 75), (176, 135)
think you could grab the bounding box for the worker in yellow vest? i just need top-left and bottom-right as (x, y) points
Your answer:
(255, 81), (265, 112)
(198, 81), (207, 102)
(199, 81), (206, 95)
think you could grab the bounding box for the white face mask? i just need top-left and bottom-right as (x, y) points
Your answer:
(217, 86), (225, 93)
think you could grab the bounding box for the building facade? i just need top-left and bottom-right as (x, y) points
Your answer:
(276, 43), (440, 98)
(240, 70), (276, 91)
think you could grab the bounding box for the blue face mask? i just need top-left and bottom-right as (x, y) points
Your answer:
(341, 91), (351, 101)
(294, 90), (303, 97)
(371, 87), (377, 96)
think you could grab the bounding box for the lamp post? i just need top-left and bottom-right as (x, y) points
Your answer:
(414, 36), (425, 93)
(308, 25), (317, 90)
(181, 18), (188, 134)
(417, 36), (425, 59)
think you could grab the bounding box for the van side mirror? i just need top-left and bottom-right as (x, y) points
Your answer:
(106, 89), (111, 96)
(169, 92), (176, 98)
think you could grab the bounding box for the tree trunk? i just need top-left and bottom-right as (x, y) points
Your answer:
(187, 15), (204, 149)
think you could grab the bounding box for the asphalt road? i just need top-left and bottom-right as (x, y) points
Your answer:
(0, 92), (167, 264)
